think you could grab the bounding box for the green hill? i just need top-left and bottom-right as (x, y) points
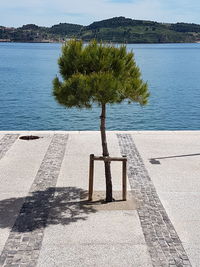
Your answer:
(79, 17), (200, 43)
(1, 17), (200, 43)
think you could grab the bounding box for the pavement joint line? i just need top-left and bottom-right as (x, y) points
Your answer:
(0, 134), (19, 161)
(0, 134), (68, 267)
(117, 133), (192, 267)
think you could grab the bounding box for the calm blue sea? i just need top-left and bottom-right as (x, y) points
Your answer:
(0, 42), (200, 130)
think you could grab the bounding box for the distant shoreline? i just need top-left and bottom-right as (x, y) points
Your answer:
(0, 39), (61, 44)
(1, 17), (200, 44)
(1, 40), (200, 44)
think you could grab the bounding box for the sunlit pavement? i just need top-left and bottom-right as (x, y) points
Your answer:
(0, 131), (199, 266)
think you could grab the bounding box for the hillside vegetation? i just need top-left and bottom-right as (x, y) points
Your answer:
(1, 17), (200, 43)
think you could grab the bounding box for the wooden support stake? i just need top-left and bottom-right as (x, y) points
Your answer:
(93, 155), (127, 162)
(122, 158), (127, 201)
(88, 154), (94, 201)
(88, 154), (127, 201)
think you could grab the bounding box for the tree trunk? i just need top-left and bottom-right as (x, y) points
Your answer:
(100, 103), (113, 202)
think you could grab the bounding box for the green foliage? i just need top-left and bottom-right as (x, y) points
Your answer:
(80, 18), (200, 43)
(170, 23), (200, 33)
(2, 17), (200, 43)
(49, 23), (83, 36)
(53, 39), (149, 109)
(86, 16), (158, 30)
(19, 24), (40, 30)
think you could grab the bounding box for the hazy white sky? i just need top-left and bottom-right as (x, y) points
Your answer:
(1, 0), (200, 27)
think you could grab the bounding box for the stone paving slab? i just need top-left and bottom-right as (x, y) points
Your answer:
(39, 210), (146, 246)
(37, 244), (152, 267)
(183, 245), (200, 267)
(0, 131), (199, 266)
(132, 131), (200, 267)
(0, 135), (52, 194)
(159, 192), (200, 222)
(117, 134), (191, 267)
(37, 132), (152, 267)
(0, 134), (19, 161)
(0, 134), (68, 266)
(0, 135), (53, 256)
(57, 132), (131, 191)
(0, 193), (25, 252)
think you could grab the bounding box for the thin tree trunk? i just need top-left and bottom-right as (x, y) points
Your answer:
(100, 103), (113, 202)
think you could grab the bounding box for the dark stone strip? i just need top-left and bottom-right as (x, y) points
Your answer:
(117, 134), (191, 267)
(0, 134), (19, 160)
(0, 134), (68, 267)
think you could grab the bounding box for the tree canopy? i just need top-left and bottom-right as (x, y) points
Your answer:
(53, 39), (149, 108)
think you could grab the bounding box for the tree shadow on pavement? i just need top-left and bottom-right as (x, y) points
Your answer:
(0, 187), (97, 233)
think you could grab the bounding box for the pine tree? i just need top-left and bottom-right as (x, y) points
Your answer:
(53, 39), (149, 202)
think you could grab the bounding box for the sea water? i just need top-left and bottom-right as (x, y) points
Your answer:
(0, 42), (200, 130)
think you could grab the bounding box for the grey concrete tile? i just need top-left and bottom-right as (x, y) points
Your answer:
(117, 134), (191, 266)
(0, 134), (68, 267)
(0, 135), (52, 193)
(159, 192), (200, 222)
(183, 244), (200, 267)
(41, 210), (145, 245)
(57, 132), (130, 191)
(171, 220), (200, 246)
(132, 132), (200, 193)
(37, 244), (153, 267)
(0, 193), (26, 249)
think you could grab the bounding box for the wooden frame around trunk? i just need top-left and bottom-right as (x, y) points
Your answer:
(88, 154), (127, 201)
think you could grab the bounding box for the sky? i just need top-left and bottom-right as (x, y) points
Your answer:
(1, 0), (200, 27)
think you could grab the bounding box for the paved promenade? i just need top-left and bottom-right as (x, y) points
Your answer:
(0, 131), (199, 266)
